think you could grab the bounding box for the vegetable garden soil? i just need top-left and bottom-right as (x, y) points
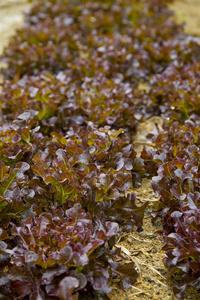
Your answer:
(0, 0), (31, 85)
(1, 0), (200, 299)
(169, 0), (200, 37)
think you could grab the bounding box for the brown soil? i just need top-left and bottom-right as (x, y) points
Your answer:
(0, 0), (31, 55)
(169, 0), (200, 37)
(0, 1), (200, 300)
(0, 0), (31, 85)
(109, 178), (175, 300)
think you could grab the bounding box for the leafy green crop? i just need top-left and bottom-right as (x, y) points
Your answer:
(1, 0), (200, 299)
(147, 82), (200, 298)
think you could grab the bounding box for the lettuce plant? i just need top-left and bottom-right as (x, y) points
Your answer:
(148, 116), (200, 298)
(0, 117), (147, 298)
(1, 0), (200, 299)
(1, 0), (198, 82)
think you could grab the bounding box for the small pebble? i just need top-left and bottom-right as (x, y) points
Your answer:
(137, 226), (143, 232)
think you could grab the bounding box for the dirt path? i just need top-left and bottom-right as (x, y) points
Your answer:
(0, 0), (31, 86)
(0, 0), (31, 55)
(109, 178), (175, 300)
(169, 0), (200, 37)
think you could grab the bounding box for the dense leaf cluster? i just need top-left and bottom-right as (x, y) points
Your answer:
(1, 0), (200, 299)
(0, 71), (154, 133)
(1, 0), (199, 82)
(0, 116), (148, 298)
(148, 66), (200, 297)
(149, 62), (200, 122)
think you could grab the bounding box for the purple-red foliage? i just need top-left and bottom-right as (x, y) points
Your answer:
(1, 0), (200, 299)
(149, 114), (200, 297)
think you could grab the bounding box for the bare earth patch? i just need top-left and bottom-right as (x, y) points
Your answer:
(169, 0), (200, 37)
(109, 178), (175, 300)
(0, 0), (31, 84)
(0, 0), (31, 55)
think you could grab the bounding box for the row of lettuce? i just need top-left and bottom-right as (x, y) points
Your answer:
(0, 0), (200, 299)
(149, 63), (200, 298)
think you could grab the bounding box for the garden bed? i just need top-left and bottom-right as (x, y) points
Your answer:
(0, 1), (200, 299)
